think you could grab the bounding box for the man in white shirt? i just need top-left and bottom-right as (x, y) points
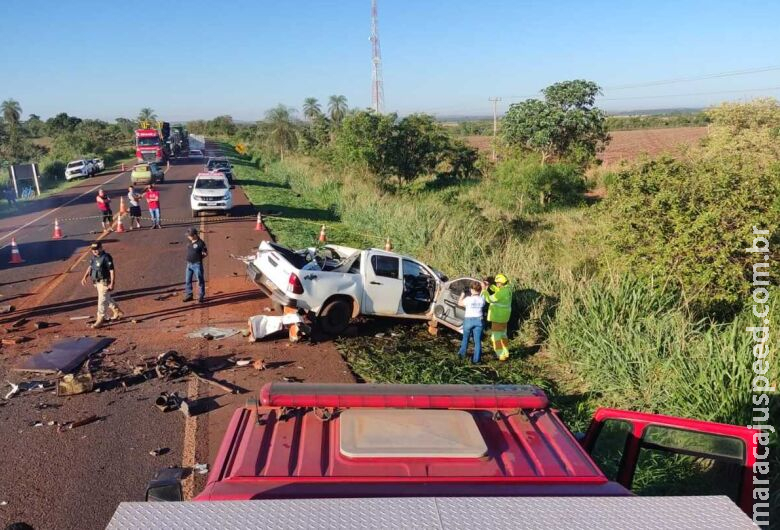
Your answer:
(457, 281), (485, 363)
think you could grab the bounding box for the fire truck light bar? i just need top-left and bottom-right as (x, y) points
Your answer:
(259, 383), (549, 410)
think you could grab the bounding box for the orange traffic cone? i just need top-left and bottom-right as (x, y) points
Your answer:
(52, 218), (63, 239)
(255, 212), (266, 232)
(115, 213), (125, 233)
(384, 237), (393, 252)
(9, 238), (23, 264)
(318, 225), (327, 244)
(119, 196), (128, 215)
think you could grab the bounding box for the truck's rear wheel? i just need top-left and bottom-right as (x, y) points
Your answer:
(318, 299), (352, 336)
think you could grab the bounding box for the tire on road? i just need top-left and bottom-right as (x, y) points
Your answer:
(317, 298), (352, 336)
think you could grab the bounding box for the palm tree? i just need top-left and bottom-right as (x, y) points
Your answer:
(328, 95), (348, 125)
(137, 107), (157, 126)
(265, 105), (298, 161)
(302, 98), (322, 122)
(2, 99), (22, 127)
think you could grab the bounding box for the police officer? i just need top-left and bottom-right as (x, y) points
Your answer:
(80, 242), (124, 328)
(183, 227), (207, 303)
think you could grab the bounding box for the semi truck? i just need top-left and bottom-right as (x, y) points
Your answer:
(135, 121), (171, 163)
(108, 383), (759, 528)
(168, 124), (190, 159)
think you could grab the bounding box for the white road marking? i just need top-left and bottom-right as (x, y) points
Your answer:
(0, 171), (128, 247)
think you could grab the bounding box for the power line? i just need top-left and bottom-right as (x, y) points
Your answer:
(598, 85), (780, 101)
(604, 65), (780, 91)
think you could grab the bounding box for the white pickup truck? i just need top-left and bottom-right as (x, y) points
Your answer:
(247, 241), (477, 335)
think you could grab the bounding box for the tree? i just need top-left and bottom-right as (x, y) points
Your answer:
(24, 114), (46, 137)
(328, 95), (348, 125)
(501, 80), (610, 165)
(206, 115), (237, 137)
(303, 97), (322, 122)
(1, 99), (22, 127)
(137, 107), (157, 126)
(263, 105), (298, 160)
(46, 112), (82, 135)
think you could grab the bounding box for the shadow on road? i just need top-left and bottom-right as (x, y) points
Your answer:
(0, 238), (92, 270)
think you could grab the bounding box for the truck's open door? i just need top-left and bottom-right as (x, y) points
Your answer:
(581, 408), (757, 515)
(432, 277), (481, 331)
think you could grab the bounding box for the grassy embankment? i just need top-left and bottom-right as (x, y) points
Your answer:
(228, 144), (775, 441)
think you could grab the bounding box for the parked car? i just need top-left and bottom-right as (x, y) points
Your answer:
(190, 172), (232, 217)
(64, 159), (97, 180)
(247, 242), (479, 335)
(205, 157), (234, 182)
(130, 163), (163, 185)
(188, 149), (204, 160)
(91, 158), (105, 172)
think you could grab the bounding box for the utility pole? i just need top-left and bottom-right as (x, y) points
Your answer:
(489, 97), (502, 161)
(370, 0), (384, 113)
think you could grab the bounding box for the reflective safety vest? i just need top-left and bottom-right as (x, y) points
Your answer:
(483, 284), (512, 323)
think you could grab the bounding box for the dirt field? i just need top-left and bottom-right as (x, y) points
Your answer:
(464, 126), (708, 166)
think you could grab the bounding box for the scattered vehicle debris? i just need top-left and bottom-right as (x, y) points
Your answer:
(155, 351), (190, 379)
(15, 337), (113, 374)
(58, 415), (100, 432)
(12, 317), (29, 328)
(253, 359), (266, 371)
(57, 373), (94, 396)
(186, 327), (240, 341)
(2, 336), (30, 345)
(69, 316), (91, 321)
(4, 382), (19, 399)
(192, 372), (236, 394)
(155, 392), (182, 412)
(149, 448), (170, 457)
(34, 322), (51, 330)
(0, 305), (14, 314)
(235, 359), (252, 367)
(193, 463), (208, 475)
(247, 313), (303, 341)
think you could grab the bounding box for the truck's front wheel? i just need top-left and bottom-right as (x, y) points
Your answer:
(318, 299), (352, 336)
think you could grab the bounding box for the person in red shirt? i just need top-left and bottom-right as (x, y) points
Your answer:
(95, 189), (113, 232)
(143, 184), (162, 229)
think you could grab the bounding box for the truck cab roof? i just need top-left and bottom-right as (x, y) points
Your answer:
(197, 383), (627, 501)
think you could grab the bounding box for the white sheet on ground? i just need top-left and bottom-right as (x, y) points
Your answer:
(248, 313), (303, 341)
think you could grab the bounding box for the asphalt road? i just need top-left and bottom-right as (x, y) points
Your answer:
(0, 143), (354, 530)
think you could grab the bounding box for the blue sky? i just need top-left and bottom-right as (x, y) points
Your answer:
(2, 0), (779, 120)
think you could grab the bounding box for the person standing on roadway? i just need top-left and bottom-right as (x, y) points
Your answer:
(457, 281), (485, 363)
(143, 184), (161, 229)
(127, 185), (143, 230)
(183, 227), (207, 303)
(95, 189), (113, 232)
(80, 242), (124, 328)
(482, 273), (512, 361)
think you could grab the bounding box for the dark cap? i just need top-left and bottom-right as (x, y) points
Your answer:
(90, 242), (103, 250)
(187, 227), (198, 237)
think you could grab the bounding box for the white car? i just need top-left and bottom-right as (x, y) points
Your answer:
(91, 158), (105, 172)
(188, 149), (204, 160)
(190, 172), (232, 217)
(64, 159), (97, 180)
(247, 242), (477, 336)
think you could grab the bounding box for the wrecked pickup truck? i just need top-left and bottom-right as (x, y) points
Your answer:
(246, 241), (477, 335)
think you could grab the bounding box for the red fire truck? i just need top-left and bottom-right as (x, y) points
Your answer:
(108, 383), (759, 528)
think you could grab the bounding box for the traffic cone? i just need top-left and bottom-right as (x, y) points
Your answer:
(255, 212), (266, 232)
(119, 196), (128, 215)
(384, 238), (393, 252)
(318, 225), (327, 244)
(9, 238), (23, 264)
(115, 213), (125, 233)
(52, 218), (63, 240)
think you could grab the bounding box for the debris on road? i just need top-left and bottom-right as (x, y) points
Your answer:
(155, 351), (190, 379)
(247, 313), (303, 341)
(69, 316), (91, 321)
(15, 337), (113, 374)
(57, 373), (94, 396)
(2, 336), (30, 345)
(193, 463), (208, 475)
(149, 447), (170, 457)
(0, 305), (15, 314)
(34, 322), (51, 330)
(155, 392), (182, 412)
(235, 359), (251, 367)
(12, 317), (29, 328)
(192, 372), (236, 394)
(4, 382), (19, 399)
(59, 415), (101, 431)
(186, 327), (240, 341)
(253, 359), (267, 371)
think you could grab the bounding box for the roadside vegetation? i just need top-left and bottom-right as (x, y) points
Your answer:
(216, 87), (778, 515)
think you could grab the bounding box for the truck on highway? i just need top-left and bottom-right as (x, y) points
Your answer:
(108, 383), (757, 528)
(135, 122), (171, 163)
(168, 124), (190, 159)
(247, 242), (478, 335)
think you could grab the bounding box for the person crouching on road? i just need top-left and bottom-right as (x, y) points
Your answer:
(80, 242), (124, 328)
(483, 274), (512, 361)
(127, 185), (143, 230)
(95, 189), (113, 233)
(143, 184), (161, 229)
(183, 227), (207, 303)
(457, 281), (485, 363)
